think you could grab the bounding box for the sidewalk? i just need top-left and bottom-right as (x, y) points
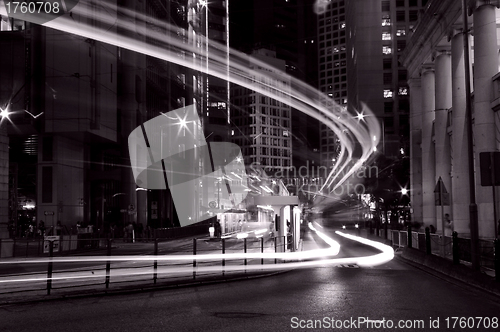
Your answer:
(362, 232), (500, 298)
(0, 233), (308, 305)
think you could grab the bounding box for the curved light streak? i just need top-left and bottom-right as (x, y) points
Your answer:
(0, 226), (394, 285)
(0, 0), (380, 199)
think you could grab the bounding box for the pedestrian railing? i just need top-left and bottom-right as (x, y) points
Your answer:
(0, 235), (300, 296)
(385, 227), (499, 281)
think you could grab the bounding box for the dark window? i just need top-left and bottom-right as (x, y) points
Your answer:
(400, 99), (410, 112)
(383, 73), (392, 84)
(397, 40), (407, 52)
(384, 117), (394, 128)
(409, 0), (418, 6)
(396, 11), (405, 22)
(396, 0), (405, 7)
(381, 1), (390, 11)
(409, 10), (419, 21)
(384, 102), (394, 113)
(398, 70), (408, 82)
(42, 136), (53, 161)
(383, 58), (392, 69)
(42, 166), (53, 203)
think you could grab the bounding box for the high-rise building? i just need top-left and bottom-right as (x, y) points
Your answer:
(0, 0), (209, 237)
(230, 0), (320, 179)
(231, 49), (292, 172)
(318, 0), (427, 163)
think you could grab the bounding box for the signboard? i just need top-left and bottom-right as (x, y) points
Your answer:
(480, 152), (500, 186)
(44, 211), (54, 216)
(43, 236), (60, 253)
(434, 177), (450, 206)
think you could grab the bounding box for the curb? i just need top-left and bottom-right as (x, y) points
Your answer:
(396, 247), (500, 298)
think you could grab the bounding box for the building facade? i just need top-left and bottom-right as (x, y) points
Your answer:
(231, 49), (293, 173)
(317, 0), (427, 165)
(401, 0), (500, 239)
(0, 0), (215, 238)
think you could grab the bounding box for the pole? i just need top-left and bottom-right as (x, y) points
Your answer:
(440, 179), (445, 257)
(47, 241), (53, 295)
(261, 237), (264, 265)
(244, 238), (247, 266)
(491, 153), (498, 238)
(463, 0), (480, 271)
(222, 238), (225, 276)
(154, 238), (159, 283)
(105, 239), (111, 288)
(192, 238), (196, 280)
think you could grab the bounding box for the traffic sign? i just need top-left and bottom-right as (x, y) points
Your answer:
(434, 177), (450, 206)
(44, 211), (55, 216)
(43, 236), (60, 253)
(208, 201), (218, 209)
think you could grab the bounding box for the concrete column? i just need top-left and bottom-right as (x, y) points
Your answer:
(450, 28), (471, 237)
(408, 78), (423, 226)
(472, 2), (499, 238)
(434, 50), (452, 234)
(421, 65), (436, 229)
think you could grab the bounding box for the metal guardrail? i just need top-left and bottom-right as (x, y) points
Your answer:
(0, 235), (296, 296)
(387, 228), (499, 281)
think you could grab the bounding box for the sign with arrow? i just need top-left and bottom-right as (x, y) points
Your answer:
(434, 177), (450, 206)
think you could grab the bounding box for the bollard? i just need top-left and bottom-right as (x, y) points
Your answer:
(192, 238), (196, 280)
(495, 239), (500, 283)
(274, 237), (277, 264)
(222, 239), (225, 276)
(425, 227), (431, 255)
(13, 238), (16, 257)
(452, 232), (459, 265)
(154, 238), (159, 283)
(26, 240), (29, 257)
(384, 222), (388, 240)
(105, 239), (112, 288)
(261, 237), (264, 265)
(47, 241), (53, 295)
(244, 238), (247, 266)
(407, 224), (412, 249)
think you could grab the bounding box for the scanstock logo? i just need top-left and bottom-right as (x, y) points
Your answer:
(128, 105), (249, 227)
(2, 1), (80, 25)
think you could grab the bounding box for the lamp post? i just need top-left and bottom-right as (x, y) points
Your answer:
(462, 0), (479, 270)
(0, 107), (11, 240)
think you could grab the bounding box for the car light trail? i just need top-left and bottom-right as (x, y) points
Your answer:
(0, 225), (394, 286)
(0, 0), (381, 197)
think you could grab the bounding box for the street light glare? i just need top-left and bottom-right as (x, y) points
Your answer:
(0, 107), (10, 119)
(401, 188), (408, 195)
(178, 117), (188, 128)
(356, 112), (365, 120)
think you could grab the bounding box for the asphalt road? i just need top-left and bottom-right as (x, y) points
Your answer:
(2, 229), (500, 332)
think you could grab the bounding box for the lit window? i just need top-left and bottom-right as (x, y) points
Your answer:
(383, 46), (392, 54)
(382, 15), (391, 26)
(384, 89), (393, 98)
(398, 87), (408, 95)
(382, 32), (392, 40)
(396, 28), (406, 37)
(340, 22), (346, 29)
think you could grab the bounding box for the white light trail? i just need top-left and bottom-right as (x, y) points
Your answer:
(2, 0), (380, 201)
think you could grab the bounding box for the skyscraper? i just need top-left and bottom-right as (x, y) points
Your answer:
(318, 0), (427, 163)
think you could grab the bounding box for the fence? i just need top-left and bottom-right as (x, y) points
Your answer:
(386, 227), (499, 281)
(0, 224), (209, 258)
(0, 235), (297, 296)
